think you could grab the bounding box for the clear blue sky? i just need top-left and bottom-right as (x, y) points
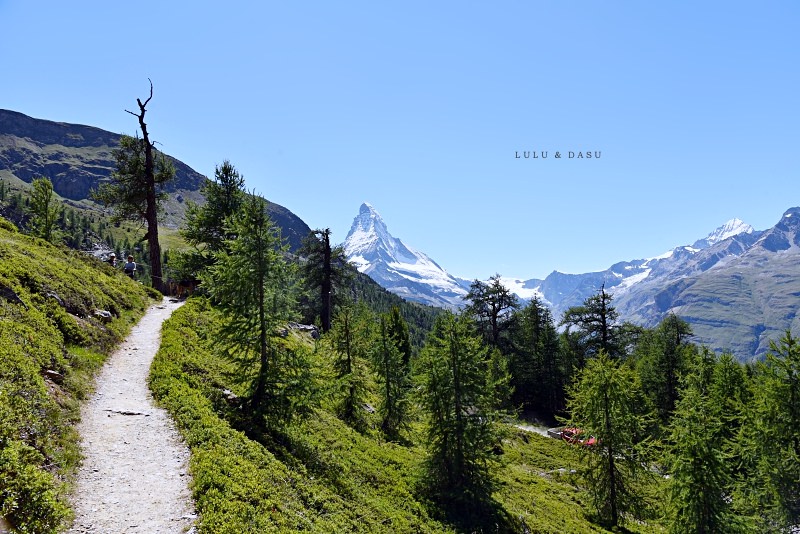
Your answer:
(2, 1), (798, 280)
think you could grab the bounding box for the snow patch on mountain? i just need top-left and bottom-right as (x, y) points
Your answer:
(499, 277), (548, 303)
(692, 218), (753, 249)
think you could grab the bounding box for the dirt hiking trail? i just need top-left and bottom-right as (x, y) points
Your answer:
(68, 297), (196, 533)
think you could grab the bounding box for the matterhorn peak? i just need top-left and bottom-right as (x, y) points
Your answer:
(342, 203), (470, 309)
(345, 202), (394, 257)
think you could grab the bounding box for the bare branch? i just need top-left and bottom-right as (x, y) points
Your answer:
(141, 78), (154, 109)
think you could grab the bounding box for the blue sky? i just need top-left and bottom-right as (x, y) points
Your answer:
(2, 1), (798, 280)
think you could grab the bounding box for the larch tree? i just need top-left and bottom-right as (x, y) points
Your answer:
(205, 192), (300, 416)
(179, 159), (246, 277)
(386, 305), (412, 370)
(27, 177), (61, 243)
(741, 331), (800, 529)
(372, 314), (412, 440)
(299, 228), (351, 332)
(329, 303), (374, 430)
(566, 352), (652, 527)
(666, 357), (743, 533)
(92, 80), (174, 293)
(418, 312), (508, 514)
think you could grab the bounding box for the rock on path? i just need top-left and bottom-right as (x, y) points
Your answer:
(68, 298), (196, 534)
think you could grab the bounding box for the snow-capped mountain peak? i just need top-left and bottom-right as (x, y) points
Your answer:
(345, 202), (422, 268)
(692, 218), (754, 249)
(343, 203), (469, 309)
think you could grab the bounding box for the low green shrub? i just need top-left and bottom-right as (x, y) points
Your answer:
(0, 216), (17, 232)
(0, 224), (151, 532)
(0, 440), (70, 534)
(152, 299), (667, 533)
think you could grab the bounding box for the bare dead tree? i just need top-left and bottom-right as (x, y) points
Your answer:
(124, 79), (169, 293)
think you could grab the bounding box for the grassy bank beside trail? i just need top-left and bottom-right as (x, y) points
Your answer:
(151, 298), (666, 533)
(0, 218), (152, 533)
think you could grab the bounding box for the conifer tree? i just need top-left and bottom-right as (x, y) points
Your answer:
(418, 312), (507, 513)
(205, 193), (302, 417)
(386, 305), (412, 369)
(566, 352), (652, 527)
(300, 228), (351, 332)
(667, 359), (741, 533)
(463, 274), (518, 350)
(372, 315), (412, 440)
(178, 160), (246, 277)
(709, 352), (749, 443)
(738, 331), (800, 528)
(27, 177), (61, 243)
(635, 314), (695, 426)
(509, 298), (564, 419)
(92, 81), (174, 293)
(329, 303), (374, 429)
(561, 285), (639, 362)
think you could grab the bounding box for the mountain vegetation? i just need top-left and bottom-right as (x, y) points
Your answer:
(3, 109), (800, 532)
(0, 217), (152, 532)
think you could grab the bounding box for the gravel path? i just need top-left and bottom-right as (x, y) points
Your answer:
(68, 298), (196, 534)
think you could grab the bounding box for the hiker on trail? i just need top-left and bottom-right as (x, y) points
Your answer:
(123, 255), (137, 278)
(107, 253), (117, 267)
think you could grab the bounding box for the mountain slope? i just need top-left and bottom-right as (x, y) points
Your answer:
(0, 109), (310, 249)
(521, 212), (800, 361)
(0, 217), (151, 532)
(343, 203), (470, 309)
(0, 108), (205, 228)
(655, 208), (800, 358)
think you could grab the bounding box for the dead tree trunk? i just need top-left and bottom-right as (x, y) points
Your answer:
(126, 80), (165, 294)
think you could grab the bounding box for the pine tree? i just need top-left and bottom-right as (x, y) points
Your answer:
(509, 298), (564, 419)
(561, 285), (639, 362)
(635, 314), (695, 426)
(463, 274), (518, 350)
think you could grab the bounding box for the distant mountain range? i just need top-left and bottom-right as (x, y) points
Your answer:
(343, 202), (800, 362)
(0, 109), (310, 250)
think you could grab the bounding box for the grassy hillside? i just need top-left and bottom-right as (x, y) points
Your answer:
(673, 250), (800, 360)
(0, 218), (152, 532)
(151, 298), (666, 533)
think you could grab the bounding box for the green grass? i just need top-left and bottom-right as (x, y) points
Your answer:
(0, 217), (151, 533)
(152, 298), (667, 533)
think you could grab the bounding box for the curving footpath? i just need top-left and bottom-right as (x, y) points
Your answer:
(68, 298), (196, 534)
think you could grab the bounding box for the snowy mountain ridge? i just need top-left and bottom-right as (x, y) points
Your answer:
(342, 203), (800, 360)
